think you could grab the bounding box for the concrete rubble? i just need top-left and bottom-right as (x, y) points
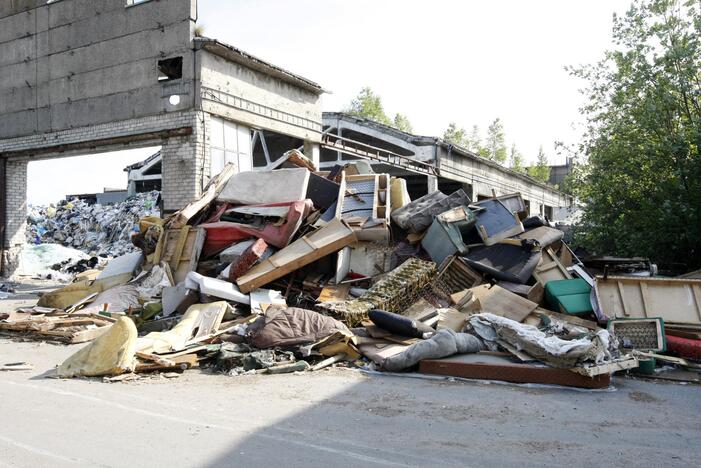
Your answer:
(2, 163), (700, 388)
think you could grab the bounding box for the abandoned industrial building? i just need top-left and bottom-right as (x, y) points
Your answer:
(0, 0), (572, 277)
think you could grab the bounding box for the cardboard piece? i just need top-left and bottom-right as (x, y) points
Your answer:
(463, 284), (538, 322)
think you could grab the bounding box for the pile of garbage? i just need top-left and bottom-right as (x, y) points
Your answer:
(26, 191), (160, 257)
(3, 150), (700, 386)
(14, 243), (100, 282)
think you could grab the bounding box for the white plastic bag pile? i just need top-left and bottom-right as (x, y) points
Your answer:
(26, 191), (160, 257)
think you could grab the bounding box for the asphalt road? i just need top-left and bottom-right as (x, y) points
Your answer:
(0, 338), (699, 468)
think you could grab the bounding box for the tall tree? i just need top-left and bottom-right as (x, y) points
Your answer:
(442, 122), (468, 147)
(484, 118), (507, 163)
(509, 144), (525, 173)
(393, 113), (413, 133)
(466, 125), (483, 154)
(569, 0), (701, 270)
(527, 145), (551, 182)
(345, 87), (392, 126)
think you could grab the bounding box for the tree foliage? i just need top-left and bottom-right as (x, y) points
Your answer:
(393, 113), (413, 133)
(509, 144), (526, 173)
(346, 87), (414, 133)
(527, 145), (551, 182)
(569, 0), (701, 269)
(485, 118), (508, 164)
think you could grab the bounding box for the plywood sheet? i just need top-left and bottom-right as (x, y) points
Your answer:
(595, 276), (701, 324)
(468, 284), (538, 322)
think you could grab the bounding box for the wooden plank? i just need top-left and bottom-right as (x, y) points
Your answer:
(532, 248), (571, 286)
(169, 163), (236, 229)
(419, 353), (611, 389)
(237, 219), (356, 293)
(617, 281), (630, 317)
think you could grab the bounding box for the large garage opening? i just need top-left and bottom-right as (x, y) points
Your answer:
(19, 146), (161, 280)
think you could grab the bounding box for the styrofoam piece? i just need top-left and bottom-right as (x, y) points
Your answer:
(185, 272), (250, 304)
(217, 168), (310, 206)
(98, 251), (144, 280)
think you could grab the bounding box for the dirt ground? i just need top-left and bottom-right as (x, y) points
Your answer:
(1, 283), (700, 467)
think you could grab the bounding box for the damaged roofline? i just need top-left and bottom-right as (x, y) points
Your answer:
(195, 37), (329, 95)
(324, 112), (571, 198)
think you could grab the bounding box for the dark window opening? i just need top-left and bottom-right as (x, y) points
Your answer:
(158, 57), (183, 82)
(544, 205), (554, 220)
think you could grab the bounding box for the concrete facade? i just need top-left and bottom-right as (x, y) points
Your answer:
(321, 113), (573, 219)
(0, 0), (326, 276)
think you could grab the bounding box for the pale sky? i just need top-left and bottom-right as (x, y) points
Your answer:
(28, 0), (630, 205)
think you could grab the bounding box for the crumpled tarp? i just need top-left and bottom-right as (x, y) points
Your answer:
(468, 313), (611, 368)
(248, 306), (352, 349)
(57, 316), (137, 378)
(382, 329), (484, 371)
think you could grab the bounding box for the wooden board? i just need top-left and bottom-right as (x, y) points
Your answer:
(467, 284), (538, 322)
(169, 163), (236, 229)
(157, 227), (206, 284)
(237, 219), (356, 293)
(419, 353), (611, 389)
(532, 247), (572, 286)
(594, 276), (701, 324)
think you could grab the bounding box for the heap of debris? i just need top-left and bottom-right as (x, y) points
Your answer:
(4, 151), (700, 386)
(26, 191), (160, 258)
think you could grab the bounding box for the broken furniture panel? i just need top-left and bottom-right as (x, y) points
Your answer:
(463, 284), (538, 322)
(421, 206), (476, 265)
(471, 198), (524, 246)
(608, 318), (666, 352)
(201, 200), (312, 256)
(545, 279), (593, 316)
(419, 352), (611, 389)
(493, 193), (527, 219)
(437, 256), (483, 294)
(391, 189), (471, 234)
(154, 226), (206, 285)
(170, 163), (237, 229)
(499, 281), (544, 304)
(464, 243), (541, 284)
(335, 242), (394, 283)
(237, 219), (357, 293)
(514, 226), (564, 249)
(594, 276), (701, 323)
(336, 173), (391, 242)
(321, 258), (437, 326)
(532, 247), (572, 286)
(306, 172), (341, 212)
(217, 168), (311, 206)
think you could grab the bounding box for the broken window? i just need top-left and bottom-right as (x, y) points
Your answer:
(158, 57), (183, 82)
(209, 117), (252, 177)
